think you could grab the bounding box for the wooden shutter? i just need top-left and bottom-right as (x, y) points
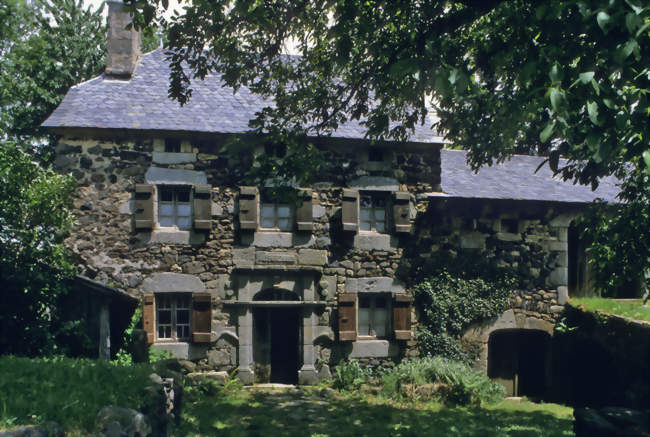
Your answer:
(238, 186), (258, 230)
(142, 293), (155, 344)
(338, 293), (357, 341)
(393, 293), (412, 340)
(393, 191), (412, 233)
(193, 184), (212, 230)
(134, 184), (154, 229)
(342, 189), (359, 232)
(192, 292), (212, 343)
(296, 189), (313, 231)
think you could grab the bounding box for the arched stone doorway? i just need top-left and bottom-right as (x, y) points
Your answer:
(253, 289), (301, 384)
(488, 329), (551, 398)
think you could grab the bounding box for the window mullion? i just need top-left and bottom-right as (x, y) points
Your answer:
(171, 299), (177, 341)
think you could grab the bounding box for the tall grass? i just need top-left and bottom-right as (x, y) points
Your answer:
(0, 356), (152, 432)
(380, 356), (505, 406)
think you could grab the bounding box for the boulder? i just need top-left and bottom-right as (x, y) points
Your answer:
(95, 406), (151, 437)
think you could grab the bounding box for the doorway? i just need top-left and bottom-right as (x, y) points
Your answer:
(488, 329), (551, 398)
(253, 289), (301, 384)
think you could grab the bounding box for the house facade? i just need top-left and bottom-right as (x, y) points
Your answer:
(44, 2), (619, 392)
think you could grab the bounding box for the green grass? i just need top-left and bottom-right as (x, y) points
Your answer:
(570, 297), (650, 322)
(0, 356), (153, 434)
(177, 380), (574, 437)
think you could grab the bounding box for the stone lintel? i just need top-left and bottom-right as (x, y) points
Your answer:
(298, 249), (328, 266)
(152, 151), (197, 164)
(255, 251), (297, 265)
(345, 277), (405, 294)
(145, 166), (207, 185)
(142, 272), (205, 293)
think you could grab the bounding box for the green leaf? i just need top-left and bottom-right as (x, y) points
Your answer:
(540, 121), (555, 142)
(602, 98), (615, 109)
(579, 71), (594, 84)
(587, 101), (602, 126)
(625, 0), (643, 15)
(643, 150), (650, 173)
(549, 64), (562, 83)
(597, 11), (611, 33)
(550, 88), (564, 111)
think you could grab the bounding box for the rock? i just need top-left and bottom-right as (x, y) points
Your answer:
(0, 422), (63, 437)
(187, 371), (228, 384)
(207, 349), (231, 367)
(95, 406), (151, 437)
(179, 359), (197, 374)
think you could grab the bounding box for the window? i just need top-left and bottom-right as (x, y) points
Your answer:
(360, 193), (387, 233)
(156, 294), (191, 340)
(158, 186), (192, 229)
(260, 202), (293, 231)
(164, 138), (181, 153)
(358, 294), (390, 338)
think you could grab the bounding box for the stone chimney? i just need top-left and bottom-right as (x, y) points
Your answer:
(105, 1), (141, 78)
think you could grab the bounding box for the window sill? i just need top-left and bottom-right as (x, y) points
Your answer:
(150, 342), (209, 360)
(353, 233), (397, 252)
(146, 229), (206, 245)
(349, 339), (399, 358)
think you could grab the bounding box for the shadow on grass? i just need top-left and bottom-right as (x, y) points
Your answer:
(177, 385), (573, 437)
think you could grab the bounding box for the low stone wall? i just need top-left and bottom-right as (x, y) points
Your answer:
(551, 305), (650, 409)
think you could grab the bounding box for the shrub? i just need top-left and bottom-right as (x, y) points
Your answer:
(380, 357), (505, 406)
(332, 360), (373, 390)
(413, 270), (514, 362)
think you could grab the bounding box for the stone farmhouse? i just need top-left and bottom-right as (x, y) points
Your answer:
(43, 2), (619, 394)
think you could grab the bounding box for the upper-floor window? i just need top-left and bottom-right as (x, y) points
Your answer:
(260, 201), (293, 231)
(358, 294), (390, 338)
(158, 186), (192, 229)
(164, 138), (181, 153)
(156, 293), (191, 341)
(360, 193), (387, 233)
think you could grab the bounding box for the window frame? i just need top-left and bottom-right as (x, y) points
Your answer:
(357, 293), (392, 339)
(157, 185), (193, 230)
(155, 293), (192, 342)
(359, 192), (389, 234)
(259, 200), (294, 232)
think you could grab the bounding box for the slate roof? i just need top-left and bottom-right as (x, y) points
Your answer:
(434, 149), (621, 204)
(43, 49), (442, 143)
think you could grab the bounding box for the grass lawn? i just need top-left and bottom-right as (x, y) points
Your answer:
(0, 356), (153, 434)
(570, 297), (650, 322)
(177, 380), (574, 437)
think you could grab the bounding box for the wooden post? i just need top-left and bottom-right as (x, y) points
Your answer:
(99, 300), (111, 361)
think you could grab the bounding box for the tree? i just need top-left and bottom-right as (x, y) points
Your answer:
(0, 139), (76, 355)
(0, 0), (106, 355)
(0, 0), (105, 156)
(126, 0), (649, 296)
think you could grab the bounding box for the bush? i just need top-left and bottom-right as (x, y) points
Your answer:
(380, 357), (505, 406)
(332, 360), (373, 390)
(414, 270), (514, 362)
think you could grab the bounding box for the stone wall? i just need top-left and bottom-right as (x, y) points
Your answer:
(55, 133), (577, 383)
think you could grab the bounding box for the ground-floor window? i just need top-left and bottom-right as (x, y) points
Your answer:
(156, 293), (191, 340)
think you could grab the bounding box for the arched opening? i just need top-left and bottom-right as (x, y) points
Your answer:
(488, 329), (551, 398)
(253, 289), (301, 384)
